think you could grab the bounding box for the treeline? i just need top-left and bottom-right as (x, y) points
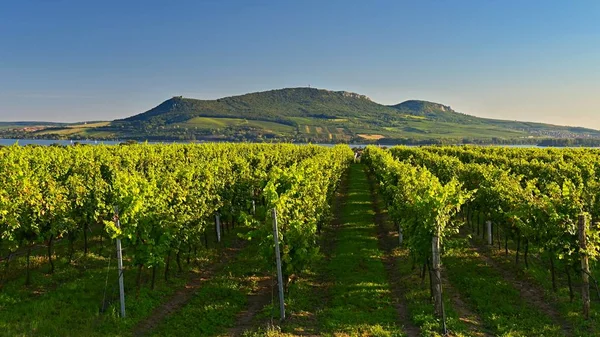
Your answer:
(538, 138), (600, 147)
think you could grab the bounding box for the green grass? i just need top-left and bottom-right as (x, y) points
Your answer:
(150, 243), (267, 337)
(0, 230), (242, 337)
(316, 164), (405, 336)
(443, 236), (564, 336)
(0, 253), (186, 336)
(250, 264), (329, 336)
(466, 226), (600, 336)
(34, 122), (113, 137)
(36, 128), (84, 136)
(67, 122), (111, 128)
(391, 248), (470, 337)
(81, 129), (118, 138)
(184, 117), (229, 128)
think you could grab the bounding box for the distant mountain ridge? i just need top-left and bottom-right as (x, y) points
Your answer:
(4, 87), (600, 143)
(123, 88), (382, 124)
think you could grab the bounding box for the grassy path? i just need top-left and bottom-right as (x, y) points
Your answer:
(317, 163), (405, 336)
(443, 236), (567, 336)
(134, 239), (246, 336)
(0, 229), (241, 337)
(463, 229), (597, 336)
(146, 240), (269, 337)
(369, 174), (421, 337)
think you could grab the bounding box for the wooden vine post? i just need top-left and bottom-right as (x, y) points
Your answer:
(113, 206), (126, 318)
(215, 213), (221, 243)
(432, 227), (447, 334)
(396, 221), (403, 246)
(578, 214), (590, 320)
(486, 220), (492, 245)
(272, 208), (285, 320)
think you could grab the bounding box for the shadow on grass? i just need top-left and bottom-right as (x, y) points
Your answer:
(149, 242), (266, 337)
(0, 230), (243, 337)
(317, 164), (405, 337)
(444, 237), (564, 336)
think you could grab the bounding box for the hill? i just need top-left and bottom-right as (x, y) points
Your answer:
(5, 87), (600, 143)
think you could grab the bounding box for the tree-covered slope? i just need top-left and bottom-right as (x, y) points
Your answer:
(122, 88), (394, 126)
(113, 87), (600, 142)
(390, 99), (600, 137)
(5, 87), (600, 143)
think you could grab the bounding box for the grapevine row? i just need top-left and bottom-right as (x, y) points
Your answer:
(0, 143), (351, 288)
(366, 144), (600, 320)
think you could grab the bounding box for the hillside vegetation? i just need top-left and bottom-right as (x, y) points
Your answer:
(5, 87), (600, 143)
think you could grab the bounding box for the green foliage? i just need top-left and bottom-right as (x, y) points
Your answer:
(0, 143), (346, 278)
(8, 87), (600, 143)
(245, 145), (353, 284)
(389, 145), (600, 268)
(363, 146), (473, 262)
(364, 144), (600, 331)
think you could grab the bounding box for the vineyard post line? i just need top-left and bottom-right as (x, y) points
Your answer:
(272, 208), (285, 321)
(578, 214), (590, 320)
(113, 206), (126, 318)
(398, 222), (403, 246)
(432, 227), (447, 335)
(215, 214), (221, 243)
(486, 220), (492, 246)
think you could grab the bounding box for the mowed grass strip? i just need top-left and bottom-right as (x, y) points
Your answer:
(150, 244), (266, 337)
(319, 164), (405, 336)
(0, 230), (241, 337)
(466, 229), (598, 336)
(444, 237), (565, 336)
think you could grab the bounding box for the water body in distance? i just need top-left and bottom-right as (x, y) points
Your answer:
(0, 139), (122, 146)
(0, 139), (217, 146)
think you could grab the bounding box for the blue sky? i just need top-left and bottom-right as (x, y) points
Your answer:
(1, 0), (599, 127)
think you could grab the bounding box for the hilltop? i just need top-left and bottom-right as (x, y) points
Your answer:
(4, 87), (600, 144)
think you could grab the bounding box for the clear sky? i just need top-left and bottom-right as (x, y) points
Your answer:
(1, 0), (599, 127)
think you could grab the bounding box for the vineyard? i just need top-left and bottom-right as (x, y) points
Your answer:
(1, 143), (600, 336)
